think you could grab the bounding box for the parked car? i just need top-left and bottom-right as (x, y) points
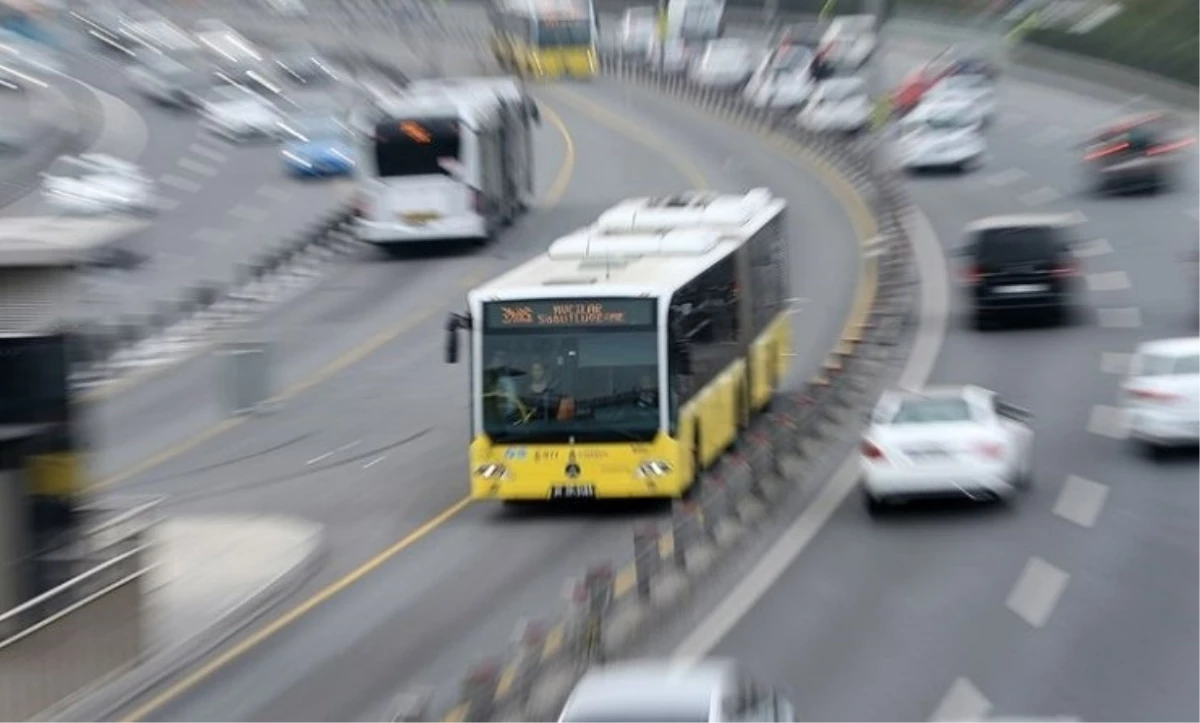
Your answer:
(41, 153), (158, 216)
(796, 76), (871, 133)
(1120, 337), (1200, 459)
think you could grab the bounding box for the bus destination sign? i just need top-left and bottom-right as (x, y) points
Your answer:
(484, 299), (654, 329)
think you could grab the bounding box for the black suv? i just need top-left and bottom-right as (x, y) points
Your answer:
(1081, 114), (1188, 194)
(956, 215), (1082, 329)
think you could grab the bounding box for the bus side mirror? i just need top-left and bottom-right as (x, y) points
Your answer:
(672, 339), (692, 376)
(444, 313), (470, 364)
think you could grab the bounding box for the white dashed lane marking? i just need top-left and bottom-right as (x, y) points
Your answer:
(256, 186), (292, 203)
(159, 174), (203, 193)
(229, 204), (269, 222)
(191, 227), (233, 244)
(188, 142), (228, 163)
(1100, 351), (1133, 374)
(984, 168), (1028, 187)
(177, 158), (219, 177)
(1006, 556), (1070, 629)
(1097, 307), (1143, 328)
(1029, 125), (1070, 147)
(1087, 404), (1128, 440)
(1085, 270), (1131, 292)
(1053, 475), (1110, 529)
(1073, 238), (1112, 258)
(1017, 186), (1062, 206)
(930, 678), (992, 722)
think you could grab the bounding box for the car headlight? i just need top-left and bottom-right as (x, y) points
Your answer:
(474, 463), (509, 481)
(636, 460), (672, 479)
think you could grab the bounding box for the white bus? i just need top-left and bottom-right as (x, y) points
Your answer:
(350, 78), (540, 252)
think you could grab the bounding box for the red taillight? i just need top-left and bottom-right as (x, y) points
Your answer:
(1127, 387), (1180, 403)
(975, 441), (1005, 459)
(1085, 141), (1129, 161)
(961, 263), (984, 284)
(1147, 138), (1195, 156)
(1052, 259), (1079, 279)
(861, 441), (885, 461)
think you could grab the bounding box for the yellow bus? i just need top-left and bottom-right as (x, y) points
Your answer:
(444, 189), (792, 502)
(488, 0), (598, 79)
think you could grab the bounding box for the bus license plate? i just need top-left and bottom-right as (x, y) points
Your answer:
(550, 485), (596, 499)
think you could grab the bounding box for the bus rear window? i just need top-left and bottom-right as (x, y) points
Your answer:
(372, 117), (461, 178)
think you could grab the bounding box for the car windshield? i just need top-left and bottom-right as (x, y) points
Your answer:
(890, 397), (973, 424)
(975, 226), (1062, 265)
(480, 300), (660, 444)
(1091, 120), (1165, 153)
(1139, 352), (1200, 376)
(922, 110), (974, 130)
(535, 18), (591, 46)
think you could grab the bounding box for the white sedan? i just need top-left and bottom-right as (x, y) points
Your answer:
(1120, 337), (1200, 459)
(689, 39), (754, 89)
(924, 73), (996, 125)
(897, 98), (988, 172)
(743, 44), (814, 109)
(41, 153), (158, 216)
(796, 76), (871, 133)
(860, 385), (1034, 514)
(199, 85), (284, 141)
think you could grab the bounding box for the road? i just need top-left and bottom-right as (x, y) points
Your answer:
(641, 35), (1200, 723)
(86, 50), (867, 723)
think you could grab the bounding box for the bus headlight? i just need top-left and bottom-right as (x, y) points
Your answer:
(475, 463), (509, 481)
(636, 461), (672, 479)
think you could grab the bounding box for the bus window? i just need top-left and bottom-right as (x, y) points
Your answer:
(535, 18), (591, 46)
(372, 117), (461, 178)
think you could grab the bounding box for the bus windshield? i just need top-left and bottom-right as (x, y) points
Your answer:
(480, 299), (660, 443)
(372, 116), (460, 178)
(535, 18), (591, 47)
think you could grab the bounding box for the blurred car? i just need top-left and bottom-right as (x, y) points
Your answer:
(1080, 113), (1192, 195)
(944, 42), (1001, 80)
(199, 84), (283, 141)
(618, 7), (657, 57)
(120, 10), (198, 54)
(954, 213), (1082, 328)
(796, 76), (870, 133)
(262, 0), (308, 17)
(897, 98), (987, 172)
(72, 3), (134, 53)
(688, 38), (754, 89)
(273, 43), (338, 86)
(818, 13), (875, 70)
(41, 153), (158, 216)
(861, 385), (1034, 514)
(127, 52), (210, 108)
(891, 53), (955, 117)
(925, 72), (995, 125)
(193, 18), (264, 76)
(743, 43), (815, 109)
(557, 659), (797, 722)
(279, 114), (354, 177)
(645, 38), (690, 73)
(1120, 337), (1200, 459)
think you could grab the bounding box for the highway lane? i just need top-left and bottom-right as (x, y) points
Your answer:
(633, 44), (1199, 723)
(98, 77), (866, 721)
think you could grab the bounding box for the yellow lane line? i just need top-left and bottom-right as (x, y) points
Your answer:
(118, 93), (714, 721)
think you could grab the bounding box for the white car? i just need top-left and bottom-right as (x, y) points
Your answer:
(199, 85), (283, 141)
(861, 385), (1034, 514)
(645, 38), (691, 73)
(897, 98), (988, 172)
(619, 7), (657, 57)
(743, 44), (815, 109)
(797, 76), (871, 133)
(41, 153), (158, 216)
(689, 39), (754, 89)
(819, 14), (876, 69)
(126, 53), (209, 108)
(1120, 337), (1200, 458)
(925, 73), (996, 125)
(557, 659), (797, 722)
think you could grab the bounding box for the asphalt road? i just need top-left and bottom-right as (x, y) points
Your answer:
(89, 69), (865, 723)
(635, 38), (1199, 723)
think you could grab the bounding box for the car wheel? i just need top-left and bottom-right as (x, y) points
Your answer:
(863, 489), (885, 517)
(1139, 440), (1167, 462)
(972, 309), (994, 331)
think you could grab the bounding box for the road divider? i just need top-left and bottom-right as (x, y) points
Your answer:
(435, 52), (919, 723)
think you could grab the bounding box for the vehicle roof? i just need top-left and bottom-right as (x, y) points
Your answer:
(0, 216), (149, 267)
(468, 190), (784, 304)
(881, 384), (989, 402)
(1135, 337), (1200, 358)
(963, 214), (1080, 234)
(564, 659), (736, 716)
(371, 83), (506, 126)
(1093, 112), (1164, 136)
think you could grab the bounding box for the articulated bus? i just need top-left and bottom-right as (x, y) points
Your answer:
(444, 189), (791, 501)
(487, 0), (598, 79)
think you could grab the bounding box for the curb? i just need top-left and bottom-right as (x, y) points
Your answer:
(434, 55), (919, 723)
(42, 521), (330, 722)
